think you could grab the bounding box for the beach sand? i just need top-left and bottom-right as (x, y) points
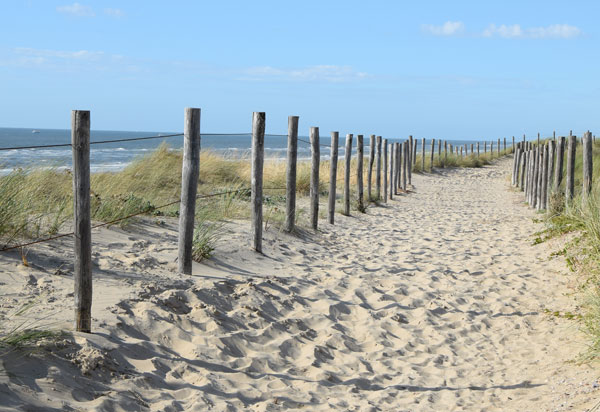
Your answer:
(1, 158), (598, 411)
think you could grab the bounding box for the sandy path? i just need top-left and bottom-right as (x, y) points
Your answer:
(1, 158), (598, 411)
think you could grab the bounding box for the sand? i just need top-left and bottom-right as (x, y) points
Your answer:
(0, 158), (598, 411)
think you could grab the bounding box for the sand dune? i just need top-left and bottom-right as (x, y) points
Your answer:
(0, 158), (598, 411)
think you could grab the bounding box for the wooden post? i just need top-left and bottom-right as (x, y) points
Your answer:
(251, 112), (265, 252)
(178, 107), (202, 274)
(395, 142), (401, 193)
(343, 134), (353, 216)
(583, 130), (593, 198)
(525, 149), (531, 199)
(407, 135), (413, 185)
(389, 142), (394, 200)
(470, 143), (474, 156)
(460, 146), (463, 157)
(383, 139), (388, 203)
(566, 132), (576, 205)
(491, 141), (494, 156)
(430, 139), (435, 170)
(520, 147), (527, 190)
(477, 142), (480, 158)
(328, 131), (339, 224)
(284, 116), (299, 232)
(310, 127), (320, 229)
(512, 145), (519, 185)
(402, 141), (408, 191)
(357, 134), (364, 212)
(484, 141), (487, 154)
(437, 139), (441, 163)
(503, 137), (506, 153)
(540, 144), (549, 210)
(367, 135), (375, 201)
(534, 146), (541, 209)
(72, 109), (92, 333)
(421, 138), (426, 172)
(376, 135), (382, 200)
(553, 136), (565, 192)
(512, 136), (515, 153)
(548, 140), (555, 193)
(412, 138), (417, 168)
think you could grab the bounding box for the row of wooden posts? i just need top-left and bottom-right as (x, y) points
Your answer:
(69, 108), (513, 332)
(511, 131), (594, 210)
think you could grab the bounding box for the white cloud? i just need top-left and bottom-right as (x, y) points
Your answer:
(104, 8), (124, 18)
(421, 21), (465, 37)
(56, 3), (95, 17)
(241, 65), (368, 82)
(482, 24), (581, 39)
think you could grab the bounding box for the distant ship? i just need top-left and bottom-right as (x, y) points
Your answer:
(31, 130), (40, 134)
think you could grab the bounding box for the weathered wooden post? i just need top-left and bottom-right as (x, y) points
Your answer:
(460, 146), (463, 157)
(470, 143), (474, 157)
(178, 107), (202, 274)
(534, 146), (542, 209)
(540, 144), (549, 210)
(402, 141), (408, 191)
(72, 109), (92, 333)
(503, 137), (506, 153)
(310, 127), (320, 229)
(437, 139), (441, 163)
(376, 135), (382, 200)
(512, 136), (515, 153)
(357, 134), (365, 212)
(383, 139), (388, 202)
(395, 142), (401, 193)
(525, 149), (531, 198)
(519, 147), (527, 191)
(566, 132), (576, 205)
(343, 134), (353, 216)
(285, 116), (299, 232)
(368, 135), (375, 201)
(477, 142), (480, 158)
(328, 131), (339, 224)
(512, 144), (519, 186)
(552, 136), (565, 192)
(407, 135), (413, 185)
(421, 138), (426, 172)
(412, 138), (417, 167)
(484, 141), (487, 154)
(389, 143), (394, 200)
(491, 141), (494, 156)
(430, 139), (435, 170)
(583, 130), (593, 198)
(497, 138), (501, 156)
(251, 112), (265, 252)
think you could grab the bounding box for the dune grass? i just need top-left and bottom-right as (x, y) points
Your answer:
(537, 138), (600, 360)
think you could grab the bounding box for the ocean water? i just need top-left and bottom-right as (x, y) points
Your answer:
(0, 127), (514, 173)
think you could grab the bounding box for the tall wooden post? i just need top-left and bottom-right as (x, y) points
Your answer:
(430, 139), (435, 170)
(554, 136), (565, 192)
(407, 135), (413, 185)
(402, 141), (408, 191)
(395, 142), (401, 194)
(548, 140), (555, 193)
(421, 138), (426, 172)
(583, 131), (593, 198)
(376, 135), (382, 200)
(284, 116), (299, 232)
(309, 127), (320, 229)
(540, 144), (549, 210)
(72, 109), (92, 333)
(178, 107), (201, 274)
(444, 140), (448, 167)
(412, 138), (417, 167)
(389, 142), (394, 200)
(566, 132), (576, 205)
(251, 112), (265, 252)
(512, 136), (515, 153)
(367, 135), (375, 201)
(477, 142), (480, 158)
(503, 137), (506, 153)
(328, 131), (339, 224)
(520, 147), (527, 190)
(383, 139), (388, 202)
(343, 134), (353, 216)
(437, 139), (441, 163)
(357, 134), (364, 212)
(470, 143), (474, 156)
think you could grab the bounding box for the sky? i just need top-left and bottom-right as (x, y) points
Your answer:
(1, 0), (599, 139)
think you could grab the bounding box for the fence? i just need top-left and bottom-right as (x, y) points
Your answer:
(0, 108), (517, 333)
(511, 131), (595, 212)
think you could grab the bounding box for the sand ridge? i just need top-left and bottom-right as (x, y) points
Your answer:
(0, 158), (598, 411)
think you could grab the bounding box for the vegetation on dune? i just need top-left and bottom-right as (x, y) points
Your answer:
(537, 138), (600, 361)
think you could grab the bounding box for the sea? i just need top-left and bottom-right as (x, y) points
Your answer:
(0, 127), (513, 173)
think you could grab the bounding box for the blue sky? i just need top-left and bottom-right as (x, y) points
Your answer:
(1, 1), (598, 139)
